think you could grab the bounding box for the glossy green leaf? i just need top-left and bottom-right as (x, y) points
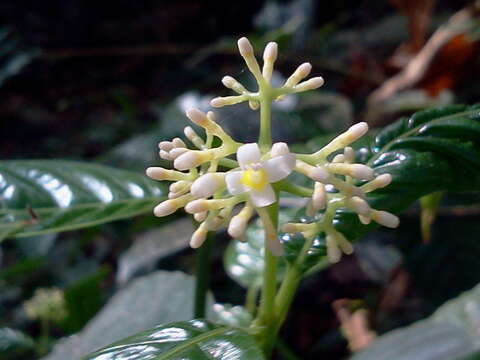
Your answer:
(83, 319), (265, 360)
(0, 327), (34, 358)
(44, 271), (214, 360)
(0, 160), (166, 240)
(351, 282), (480, 360)
(286, 104), (480, 271)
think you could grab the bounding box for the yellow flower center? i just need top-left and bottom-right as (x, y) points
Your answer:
(241, 167), (268, 191)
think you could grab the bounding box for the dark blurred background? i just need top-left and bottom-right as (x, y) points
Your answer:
(1, 1), (480, 359)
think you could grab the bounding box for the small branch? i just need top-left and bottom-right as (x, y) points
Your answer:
(368, 6), (475, 105)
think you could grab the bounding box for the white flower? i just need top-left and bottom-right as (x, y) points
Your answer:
(225, 143), (296, 207)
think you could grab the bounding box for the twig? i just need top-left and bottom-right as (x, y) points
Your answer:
(368, 6), (475, 105)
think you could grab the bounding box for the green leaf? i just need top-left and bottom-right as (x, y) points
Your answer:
(289, 104), (480, 271)
(0, 327), (34, 358)
(83, 320), (265, 360)
(0, 160), (166, 240)
(43, 271), (213, 360)
(351, 282), (480, 360)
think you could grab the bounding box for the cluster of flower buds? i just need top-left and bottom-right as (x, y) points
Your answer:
(146, 37), (399, 262)
(282, 121), (399, 262)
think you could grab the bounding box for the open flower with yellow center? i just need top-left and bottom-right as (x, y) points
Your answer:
(225, 143), (295, 207)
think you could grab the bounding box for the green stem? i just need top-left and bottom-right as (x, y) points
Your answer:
(256, 204), (279, 326)
(273, 265), (301, 333)
(276, 179), (313, 197)
(194, 232), (213, 318)
(259, 94), (272, 148)
(245, 285), (259, 316)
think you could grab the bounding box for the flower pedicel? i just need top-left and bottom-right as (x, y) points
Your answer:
(146, 37), (399, 262)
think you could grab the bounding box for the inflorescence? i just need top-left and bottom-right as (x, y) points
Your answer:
(146, 37), (399, 262)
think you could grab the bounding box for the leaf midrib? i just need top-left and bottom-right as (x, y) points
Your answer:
(368, 108), (478, 165)
(92, 326), (231, 359)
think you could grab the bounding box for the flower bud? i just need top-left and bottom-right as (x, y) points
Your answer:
(190, 223), (208, 248)
(228, 215), (248, 238)
(237, 37), (254, 58)
(271, 142), (290, 157)
(347, 196), (371, 216)
(294, 77), (324, 92)
(372, 210), (399, 228)
(191, 173), (225, 198)
(185, 199), (209, 214)
(222, 76), (247, 94)
(172, 137), (186, 148)
(358, 214), (371, 225)
(285, 62), (312, 87)
(362, 174), (392, 192)
(343, 147), (355, 163)
(186, 108), (208, 126)
(194, 211), (208, 222)
(312, 182), (326, 211)
(326, 234), (341, 263)
(332, 154), (345, 163)
(169, 147), (189, 159)
(174, 151), (203, 170)
(153, 200), (177, 217)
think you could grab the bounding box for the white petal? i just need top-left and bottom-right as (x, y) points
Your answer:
(225, 171), (248, 195)
(250, 184), (276, 207)
(237, 143), (261, 169)
(263, 154), (296, 182)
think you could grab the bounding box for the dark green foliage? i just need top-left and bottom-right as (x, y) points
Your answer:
(0, 160), (166, 240)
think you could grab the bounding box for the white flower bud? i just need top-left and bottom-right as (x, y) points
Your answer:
(263, 42), (278, 62)
(285, 62), (312, 87)
(346, 122), (368, 142)
(228, 215), (248, 238)
(349, 164), (374, 180)
(194, 211), (208, 222)
(343, 147), (355, 163)
(358, 214), (371, 225)
(186, 108), (208, 126)
(172, 137), (186, 148)
(174, 151), (203, 170)
(332, 154), (345, 163)
(191, 173), (225, 198)
(159, 150), (172, 160)
(348, 196), (371, 216)
(169, 147), (188, 159)
(237, 37), (254, 58)
(294, 77), (324, 92)
(153, 200), (177, 217)
(310, 166), (330, 182)
(326, 235), (341, 263)
(222, 76), (247, 94)
(312, 182), (326, 211)
(159, 141), (173, 151)
(271, 142), (289, 157)
(372, 210), (399, 228)
(190, 223), (208, 248)
(169, 180), (190, 193)
(185, 199), (209, 214)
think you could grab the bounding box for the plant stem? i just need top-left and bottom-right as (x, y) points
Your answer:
(245, 285), (259, 316)
(257, 204), (279, 326)
(194, 232), (213, 318)
(273, 265), (301, 333)
(259, 92), (273, 148)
